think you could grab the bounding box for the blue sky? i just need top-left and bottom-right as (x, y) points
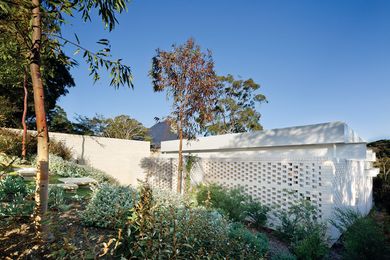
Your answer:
(59, 0), (390, 141)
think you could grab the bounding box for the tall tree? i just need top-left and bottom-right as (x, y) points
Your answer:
(103, 115), (151, 141)
(47, 105), (75, 133)
(72, 114), (108, 136)
(1, 0), (133, 234)
(71, 114), (150, 140)
(0, 33), (75, 128)
(150, 38), (219, 193)
(205, 74), (267, 135)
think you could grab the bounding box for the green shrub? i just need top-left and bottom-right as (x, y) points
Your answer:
(228, 223), (269, 259)
(276, 199), (323, 243)
(80, 184), (136, 229)
(48, 185), (70, 211)
(343, 217), (388, 259)
(0, 175), (34, 217)
(331, 208), (388, 260)
(0, 175), (30, 201)
(292, 227), (328, 260)
(0, 128), (72, 160)
(272, 251), (297, 260)
(245, 200), (269, 229)
(196, 183), (250, 222)
(113, 184), (268, 259)
(48, 140), (72, 161)
(152, 187), (193, 209)
(275, 199), (328, 260)
(49, 155), (117, 184)
(0, 129), (36, 159)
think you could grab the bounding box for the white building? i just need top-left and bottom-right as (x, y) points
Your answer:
(150, 122), (379, 243)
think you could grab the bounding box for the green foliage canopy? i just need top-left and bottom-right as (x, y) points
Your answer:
(205, 74), (267, 135)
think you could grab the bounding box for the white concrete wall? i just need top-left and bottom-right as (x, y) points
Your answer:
(48, 132), (150, 185)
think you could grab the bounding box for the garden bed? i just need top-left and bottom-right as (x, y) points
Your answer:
(0, 201), (117, 259)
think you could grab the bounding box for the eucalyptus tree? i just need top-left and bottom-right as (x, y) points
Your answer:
(205, 74), (267, 135)
(103, 115), (151, 141)
(0, 0), (133, 229)
(150, 38), (219, 193)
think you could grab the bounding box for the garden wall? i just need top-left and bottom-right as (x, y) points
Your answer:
(47, 132), (150, 185)
(146, 122), (379, 244)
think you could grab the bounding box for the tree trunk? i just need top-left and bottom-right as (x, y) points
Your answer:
(21, 67), (28, 160)
(30, 0), (49, 227)
(177, 125), (183, 194)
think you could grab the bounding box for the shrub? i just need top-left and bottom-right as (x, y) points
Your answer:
(244, 200), (269, 229)
(0, 175), (34, 217)
(48, 185), (70, 211)
(275, 199), (328, 260)
(331, 208), (388, 260)
(292, 227), (328, 260)
(112, 184), (268, 259)
(228, 223), (269, 259)
(80, 184), (136, 229)
(272, 251), (297, 260)
(152, 187), (193, 209)
(49, 155), (118, 184)
(0, 128), (72, 160)
(48, 140), (72, 161)
(196, 183), (251, 222)
(0, 175), (30, 201)
(373, 174), (390, 213)
(343, 217), (388, 259)
(276, 199), (323, 243)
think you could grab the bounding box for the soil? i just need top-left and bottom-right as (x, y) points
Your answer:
(0, 202), (117, 259)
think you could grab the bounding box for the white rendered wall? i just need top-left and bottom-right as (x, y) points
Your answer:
(4, 128), (151, 186)
(48, 132), (150, 185)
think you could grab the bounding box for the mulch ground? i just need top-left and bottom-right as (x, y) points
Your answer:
(0, 203), (117, 260)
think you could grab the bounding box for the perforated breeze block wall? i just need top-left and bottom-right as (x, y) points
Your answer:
(146, 157), (374, 243)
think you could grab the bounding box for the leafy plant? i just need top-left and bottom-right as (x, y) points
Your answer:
(196, 183), (251, 222)
(48, 186), (70, 211)
(0, 175), (34, 217)
(276, 199), (322, 243)
(275, 199), (328, 260)
(331, 208), (388, 260)
(111, 184), (268, 259)
(48, 155), (117, 184)
(292, 227), (328, 260)
(272, 251), (297, 260)
(0, 128), (72, 160)
(49, 140), (72, 161)
(0, 175), (30, 201)
(228, 223), (269, 259)
(343, 217), (388, 259)
(244, 200), (269, 229)
(80, 184), (136, 229)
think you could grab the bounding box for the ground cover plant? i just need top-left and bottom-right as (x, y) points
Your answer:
(48, 154), (118, 184)
(0, 175), (34, 217)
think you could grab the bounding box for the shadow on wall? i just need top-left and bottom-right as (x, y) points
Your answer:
(140, 157), (174, 189)
(74, 135), (105, 165)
